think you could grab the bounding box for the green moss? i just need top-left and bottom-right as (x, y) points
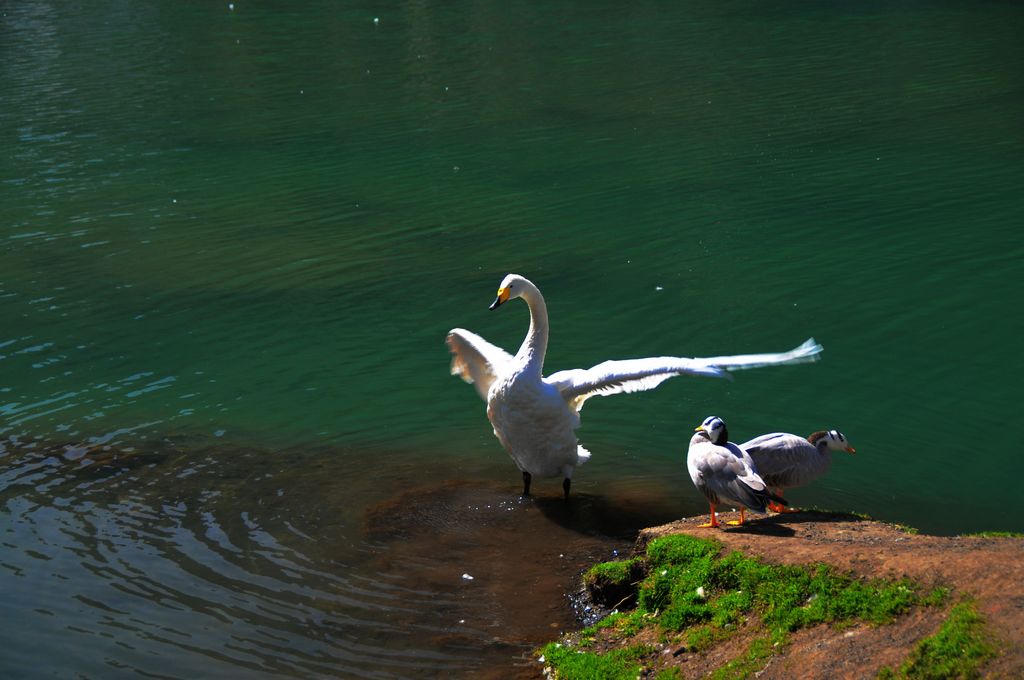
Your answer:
(965, 531), (1024, 538)
(653, 669), (683, 680)
(584, 556), (643, 610)
(640, 535), (922, 636)
(647, 542), (918, 634)
(877, 601), (997, 679)
(539, 642), (652, 680)
(707, 636), (774, 680)
(639, 535), (720, 627)
(583, 558), (636, 586)
(686, 624), (732, 652)
(794, 567), (918, 628)
(589, 610), (650, 637)
(645, 534), (720, 567)
(711, 590), (753, 627)
(540, 532), (980, 680)
(660, 597), (712, 631)
(919, 586), (950, 608)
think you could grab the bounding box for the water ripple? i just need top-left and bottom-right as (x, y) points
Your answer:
(0, 435), (635, 677)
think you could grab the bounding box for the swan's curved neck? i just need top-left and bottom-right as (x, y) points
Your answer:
(516, 284), (548, 374)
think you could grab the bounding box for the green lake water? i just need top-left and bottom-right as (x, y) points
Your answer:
(2, 1), (1022, 677)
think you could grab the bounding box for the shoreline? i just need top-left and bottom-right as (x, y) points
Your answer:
(539, 510), (1024, 678)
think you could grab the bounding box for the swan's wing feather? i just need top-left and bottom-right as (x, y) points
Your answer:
(549, 339), (821, 413)
(446, 328), (513, 401)
(549, 357), (731, 412)
(695, 337), (823, 372)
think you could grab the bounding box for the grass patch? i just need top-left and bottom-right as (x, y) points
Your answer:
(540, 533), (967, 679)
(588, 610), (650, 638)
(583, 558), (636, 586)
(641, 535), (920, 635)
(920, 587), (951, 607)
(965, 531), (1024, 538)
(538, 641), (652, 680)
(877, 600), (997, 679)
(584, 557), (643, 610)
(653, 670), (683, 680)
(708, 636), (774, 680)
(685, 624), (732, 652)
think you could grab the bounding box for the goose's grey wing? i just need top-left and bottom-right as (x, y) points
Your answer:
(446, 328), (514, 401)
(548, 357), (730, 414)
(692, 444), (771, 512)
(742, 432), (817, 488)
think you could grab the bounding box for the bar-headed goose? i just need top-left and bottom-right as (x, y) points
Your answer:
(687, 416), (785, 527)
(741, 430), (855, 512)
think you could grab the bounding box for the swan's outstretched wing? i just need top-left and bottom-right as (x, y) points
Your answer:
(548, 338), (822, 413)
(446, 328), (514, 401)
(548, 358), (731, 413)
(694, 337), (823, 372)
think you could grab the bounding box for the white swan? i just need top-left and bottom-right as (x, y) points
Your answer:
(447, 273), (823, 498)
(741, 429), (855, 512)
(687, 416), (784, 527)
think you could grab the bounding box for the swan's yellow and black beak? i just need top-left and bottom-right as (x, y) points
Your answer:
(489, 286), (511, 310)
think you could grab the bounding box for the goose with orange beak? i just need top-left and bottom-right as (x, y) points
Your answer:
(687, 416), (785, 527)
(741, 429), (856, 512)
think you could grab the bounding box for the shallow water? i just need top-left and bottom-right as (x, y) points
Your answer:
(2, 1), (1022, 677)
(0, 435), (671, 677)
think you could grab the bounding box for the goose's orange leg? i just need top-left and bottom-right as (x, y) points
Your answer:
(769, 489), (798, 513)
(726, 508), (747, 526)
(698, 503), (719, 528)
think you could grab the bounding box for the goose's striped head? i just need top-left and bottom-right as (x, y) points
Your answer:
(695, 416), (728, 445)
(810, 430), (856, 453)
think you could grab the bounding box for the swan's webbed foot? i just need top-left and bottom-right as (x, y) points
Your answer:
(521, 471), (532, 496)
(562, 477), (571, 500)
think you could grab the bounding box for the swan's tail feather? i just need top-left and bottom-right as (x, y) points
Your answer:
(576, 446), (592, 465)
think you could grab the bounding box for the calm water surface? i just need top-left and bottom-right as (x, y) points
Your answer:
(2, 1), (1022, 677)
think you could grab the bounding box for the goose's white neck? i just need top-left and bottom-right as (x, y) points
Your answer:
(515, 281), (548, 375)
(808, 431), (836, 458)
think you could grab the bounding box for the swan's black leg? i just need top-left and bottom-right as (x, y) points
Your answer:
(522, 471), (532, 496)
(562, 477), (571, 499)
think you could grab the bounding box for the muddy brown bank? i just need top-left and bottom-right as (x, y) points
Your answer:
(546, 510), (1023, 678)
